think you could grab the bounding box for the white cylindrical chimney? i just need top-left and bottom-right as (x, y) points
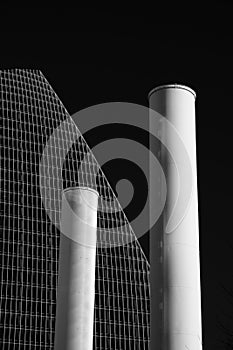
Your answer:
(149, 85), (202, 350)
(54, 187), (99, 350)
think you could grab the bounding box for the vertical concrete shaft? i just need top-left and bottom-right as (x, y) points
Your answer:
(54, 187), (99, 350)
(149, 85), (202, 350)
(149, 107), (164, 350)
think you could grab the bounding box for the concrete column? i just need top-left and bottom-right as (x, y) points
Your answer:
(54, 187), (99, 350)
(149, 103), (164, 350)
(149, 85), (202, 349)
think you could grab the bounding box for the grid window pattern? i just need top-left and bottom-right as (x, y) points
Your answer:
(0, 69), (150, 349)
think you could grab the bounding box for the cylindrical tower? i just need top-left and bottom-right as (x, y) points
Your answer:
(54, 187), (99, 350)
(149, 85), (202, 349)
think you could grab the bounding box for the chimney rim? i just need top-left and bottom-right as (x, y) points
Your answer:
(148, 84), (196, 100)
(63, 186), (99, 197)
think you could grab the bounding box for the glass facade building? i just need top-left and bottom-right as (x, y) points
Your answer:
(0, 69), (150, 349)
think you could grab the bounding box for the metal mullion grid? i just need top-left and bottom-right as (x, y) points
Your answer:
(98, 185), (109, 349)
(1, 266), (53, 279)
(31, 74), (51, 347)
(7, 70), (18, 349)
(96, 195), (105, 347)
(109, 200), (147, 348)
(26, 70), (47, 348)
(80, 136), (97, 191)
(112, 208), (137, 349)
(31, 103), (40, 349)
(94, 249), (100, 350)
(116, 245), (127, 349)
(94, 250), (100, 350)
(38, 72), (70, 124)
(1, 124), (84, 148)
(40, 81), (58, 348)
(55, 119), (70, 189)
(63, 120), (78, 190)
(37, 74), (63, 121)
(23, 155), (31, 349)
(99, 250), (105, 349)
(12, 72), (23, 350)
(77, 135), (87, 188)
(0, 70), (7, 346)
(107, 185), (117, 349)
(119, 244), (132, 349)
(17, 85), (25, 348)
(35, 84), (46, 350)
(103, 202), (113, 349)
(38, 101), (53, 344)
(97, 197), (111, 349)
(126, 243), (138, 346)
(5, 75), (16, 348)
(113, 244), (121, 347)
(123, 256), (132, 350)
(2, 309), (55, 318)
(133, 247), (142, 348)
(16, 68), (30, 350)
(141, 263), (150, 347)
(134, 243), (147, 349)
(108, 250), (115, 349)
(111, 185), (129, 349)
(0, 214), (52, 226)
(135, 245), (149, 350)
(49, 109), (63, 347)
(87, 149), (98, 191)
(23, 73), (35, 349)
(0, 101), (66, 124)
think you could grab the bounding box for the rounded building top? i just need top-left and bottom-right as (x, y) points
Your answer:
(148, 84), (196, 100)
(63, 186), (99, 197)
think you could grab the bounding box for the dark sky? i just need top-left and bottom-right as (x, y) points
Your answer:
(1, 4), (232, 349)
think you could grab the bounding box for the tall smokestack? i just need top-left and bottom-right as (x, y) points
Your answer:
(149, 85), (202, 349)
(54, 187), (99, 350)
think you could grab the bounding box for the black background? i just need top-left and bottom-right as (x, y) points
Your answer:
(1, 4), (232, 349)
